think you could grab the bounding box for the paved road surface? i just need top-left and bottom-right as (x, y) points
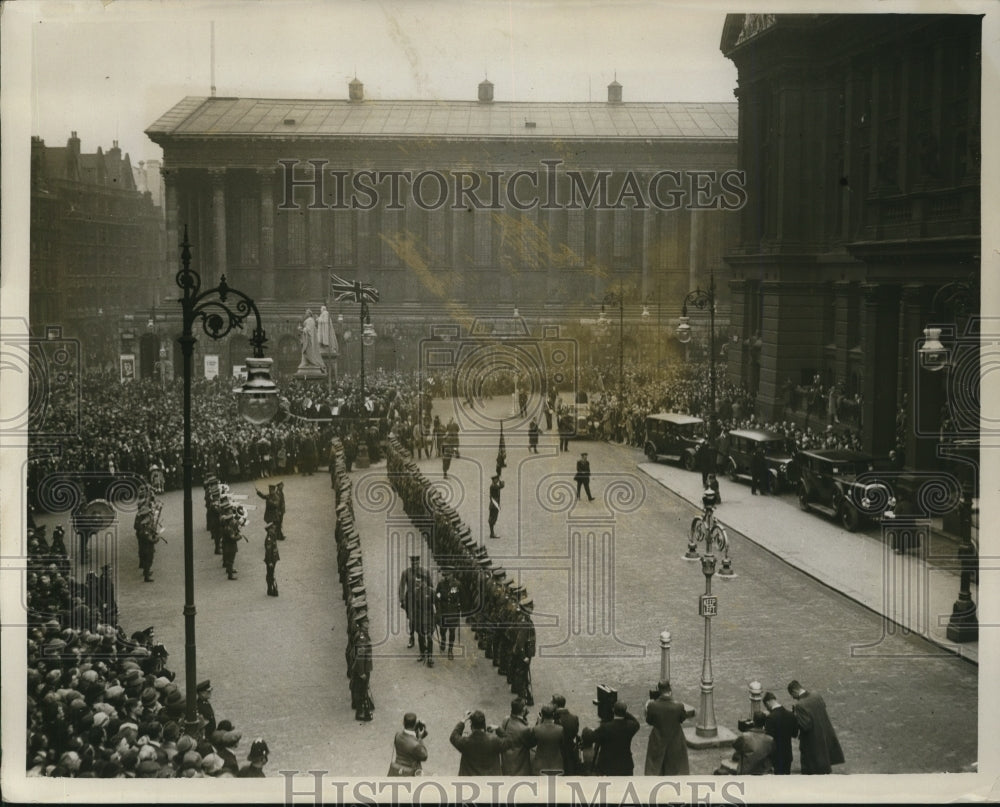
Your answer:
(38, 396), (977, 779)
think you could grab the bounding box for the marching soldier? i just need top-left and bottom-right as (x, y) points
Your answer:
(349, 616), (374, 721)
(134, 499), (162, 583)
(510, 599), (536, 706)
(264, 523), (280, 597)
(399, 554), (433, 649)
(221, 512), (242, 580)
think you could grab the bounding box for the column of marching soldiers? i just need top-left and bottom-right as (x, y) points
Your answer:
(385, 436), (538, 706)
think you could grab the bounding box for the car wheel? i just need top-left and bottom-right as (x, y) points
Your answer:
(683, 452), (696, 472)
(727, 461), (739, 483)
(798, 484), (810, 511)
(645, 443), (657, 462)
(840, 502), (861, 532)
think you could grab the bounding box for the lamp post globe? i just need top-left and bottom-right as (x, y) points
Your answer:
(677, 316), (693, 344)
(236, 357), (280, 425)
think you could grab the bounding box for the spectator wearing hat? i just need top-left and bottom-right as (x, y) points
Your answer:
(730, 711), (774, 775)
(211, 720), (241, 774)
(528, 419), (540, 453)
(238, 738), (270, 777)
(593, 701), (640, 776)
(551, 694), (581, 774)
(487, 474), (504, 539)
(578, 728), (598, 775)
(574, 452), (594, 501)
(787, 680), (844, 774)
(643, 680), (689, 775)
(763, 691), (798, 775)
(450, 709), (511, 776)
(388, 713), (428, 776)
(499, 698), (535, 776)
(398, 555), (432, 650)
(531, 704), (565, 775)
(196, 680), (216, 737)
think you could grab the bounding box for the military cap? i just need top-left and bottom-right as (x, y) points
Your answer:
(350, 585), (367, 598)
(520, 599), (534, 612)
(510, 585), (527, 599)
(492, 568), (507, 580)
(476, 557), (493, 570)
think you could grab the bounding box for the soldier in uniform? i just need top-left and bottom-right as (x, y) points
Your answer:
(134, 501), (160, 583)
(349, 616), (374, 721)
(255, 484), (280, 527)
(510, 599), (536, 706)
(435, 568), (462, 660)
(399, 554), (432, 649)
(264, 523), (280, 597)
(411, 577), (437, 667)
(221, 512), (242, 580)
(488, 474), (504, 539)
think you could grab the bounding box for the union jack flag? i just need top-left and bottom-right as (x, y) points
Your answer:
(329, 273), (380, 303)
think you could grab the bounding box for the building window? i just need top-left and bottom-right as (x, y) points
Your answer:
(286, 212), (307, 266)
(333, 209), (356, 267)
(474, 208), (492, 267)
(240, 197), (259, 265)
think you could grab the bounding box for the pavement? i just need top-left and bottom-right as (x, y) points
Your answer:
(635, 459), (980, 665)
(29, 395), (979, 781)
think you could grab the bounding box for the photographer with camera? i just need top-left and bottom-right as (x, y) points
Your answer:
(449, 709), (511, 776)
(387, 712), (429, 777)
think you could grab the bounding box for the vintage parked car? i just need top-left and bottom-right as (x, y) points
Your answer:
(723, 429), (798, 493)
(643, 413), (706, 470)
(567, 402), (592, 438)
(796, 449), (896, 531)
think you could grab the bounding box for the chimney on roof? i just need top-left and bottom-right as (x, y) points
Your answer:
(67, 131), (81, 181)
(607, 78), (622, 104)
(349, 76), (364, 101)
(478, 78), (494, 103)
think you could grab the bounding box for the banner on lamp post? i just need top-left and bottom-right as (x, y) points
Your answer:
(119, 354), (136, 383)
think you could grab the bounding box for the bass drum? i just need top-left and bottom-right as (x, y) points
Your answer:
(72, 498), (117, 532)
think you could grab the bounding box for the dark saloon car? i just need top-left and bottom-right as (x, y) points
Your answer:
(643, 413), (706, 470)
(723, 429), (798, 493)
(796, 449), (896, 531)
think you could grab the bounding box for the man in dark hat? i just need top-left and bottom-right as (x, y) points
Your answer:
(488, 474), (505, 539)
(593, 701), (641, 775)
(411, 577), (437, 667)
(763, 690), (797, 775)
(197, 680), (216, 737)
(574, 452), (594, 501)
(787, 680), (844, 774)
(398, 555), (432, 649)
(275, 482), (286, 540)
(643, 680), (689, 775)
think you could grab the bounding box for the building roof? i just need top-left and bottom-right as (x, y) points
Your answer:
(146, 96), (737, 141)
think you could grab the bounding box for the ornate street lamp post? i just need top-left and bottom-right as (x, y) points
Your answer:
(176, 226), (278, 737)
(677, 272), (717, 458)
(596, 280), (625, 402)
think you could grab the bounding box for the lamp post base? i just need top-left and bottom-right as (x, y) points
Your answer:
(683, 724), (737, 749)
(946, 602), (978, 643)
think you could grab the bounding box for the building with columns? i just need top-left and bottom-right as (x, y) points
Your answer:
(720, 14), (980, 471)
(145, 79), (738, 380)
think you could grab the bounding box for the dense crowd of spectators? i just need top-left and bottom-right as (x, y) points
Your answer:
(24, 525), (266, 777)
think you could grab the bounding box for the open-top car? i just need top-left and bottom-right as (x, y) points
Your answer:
(796, 449), (896, 531)
(724, 429), (798, 492)
(643, 413), (706, 470)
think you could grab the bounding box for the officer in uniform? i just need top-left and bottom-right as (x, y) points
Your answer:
(255, 484), (280, 527)
(348, 613), (374, 722)
(399, 554), (432, 649)
(275, 481), (287, 540)
(435, 568), (462, 660)
(488, 474), (504, 539)
(134, 500), (160, 583)
(264, 523), (280, 597)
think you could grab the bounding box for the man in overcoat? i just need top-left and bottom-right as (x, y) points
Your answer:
(593, 701), (640, 775)
(643, 680), (690, 775)
(787, 680), (845, 774)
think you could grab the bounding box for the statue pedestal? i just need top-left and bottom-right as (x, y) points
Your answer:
(295, 364), (327, 381)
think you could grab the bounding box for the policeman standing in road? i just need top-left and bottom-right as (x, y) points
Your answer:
(197, 680), (216, 737)
(574, 452), (595, 501)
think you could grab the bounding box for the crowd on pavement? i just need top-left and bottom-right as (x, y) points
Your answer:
(23, 521), (271, 778)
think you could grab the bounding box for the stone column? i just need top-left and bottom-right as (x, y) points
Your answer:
(688, 209), (701, 291)
(208, 167), (227, 287)
(161, 168), (179, 267)
(258, 168), (276, 300)
(861, 283), (901, 455)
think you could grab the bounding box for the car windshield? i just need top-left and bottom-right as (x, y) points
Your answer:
(763, 439), (791, 455)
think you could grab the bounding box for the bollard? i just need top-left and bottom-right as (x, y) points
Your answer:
(659, 631), (671, 683)
(748, 680), (763, 721)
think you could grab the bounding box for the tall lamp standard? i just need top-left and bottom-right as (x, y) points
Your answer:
(677, 272), (718, 458)
(176, 226), (279, 737)
(596, 280), (625, 402)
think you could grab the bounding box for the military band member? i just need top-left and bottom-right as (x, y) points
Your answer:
(264, 523), (280, 597)
(221, 513), (241, 580)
